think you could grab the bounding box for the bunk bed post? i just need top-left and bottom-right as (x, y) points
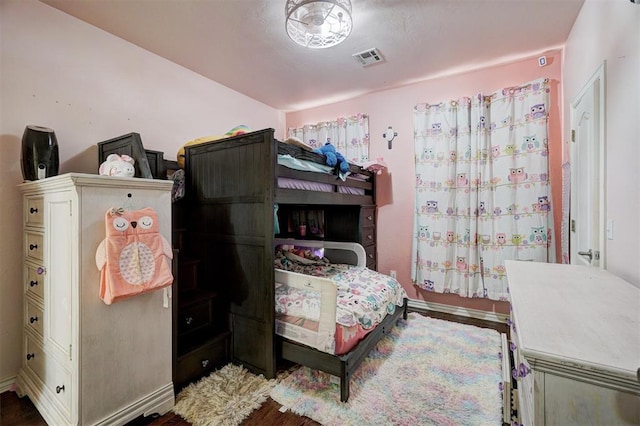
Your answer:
(340, 363), (350, 402)
(182, 128), (278, 380)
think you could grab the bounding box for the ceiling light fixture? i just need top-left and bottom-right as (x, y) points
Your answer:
(285, 0), (353, 49)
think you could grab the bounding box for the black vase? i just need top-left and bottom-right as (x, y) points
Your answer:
(21, 125), (59, 181)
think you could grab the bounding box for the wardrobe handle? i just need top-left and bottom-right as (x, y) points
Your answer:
(201, 359), (210, 368)
(56, 385), (65, 394)
(30, 280), (38, 287)
(26, 353), (35, 360)
(29, 244), (38, 251)
(30, 316), (38, 324)
(185, 316), (193, 325)
(30, 207), (38, 214)
(36, 267), (45, 275)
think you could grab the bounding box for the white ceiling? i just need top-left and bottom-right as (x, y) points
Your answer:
(40, 0), (584, 112)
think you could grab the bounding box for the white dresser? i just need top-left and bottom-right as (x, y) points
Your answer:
(16, 173), (175, 426)
(505, 261), (640, 426)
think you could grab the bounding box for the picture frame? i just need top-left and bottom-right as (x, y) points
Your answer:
(97, 132), (154, 179)
(144, 149), (166, 179)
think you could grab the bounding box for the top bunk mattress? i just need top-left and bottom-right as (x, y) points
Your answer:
(277, 154), (370, 195)
(182, 128), (375, 204)
(277, 154), (372, 196)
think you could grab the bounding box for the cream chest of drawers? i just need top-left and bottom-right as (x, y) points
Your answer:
(506, 261), (640, 426)
(16, 173), (175, 425)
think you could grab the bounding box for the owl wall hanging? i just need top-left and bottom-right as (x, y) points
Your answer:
(95, 206), (173, 305)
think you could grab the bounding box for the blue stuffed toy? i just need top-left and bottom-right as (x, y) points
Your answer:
(313, 142), (350, 173)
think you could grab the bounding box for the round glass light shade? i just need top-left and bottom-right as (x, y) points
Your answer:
(285, 0), (353, 49)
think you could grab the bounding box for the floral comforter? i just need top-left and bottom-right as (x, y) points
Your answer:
(274, 248), (407, 329)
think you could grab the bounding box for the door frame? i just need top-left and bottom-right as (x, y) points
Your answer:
(569, 62), (606, 268)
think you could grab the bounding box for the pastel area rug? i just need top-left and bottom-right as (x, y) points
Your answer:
(270, 312), (504, 425)
(172, 363), (276, 426)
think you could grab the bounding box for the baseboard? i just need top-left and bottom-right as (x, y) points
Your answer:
(407, 299), (509, 324)
(0, 376), (16, 394)
(94, 382), (175, 426)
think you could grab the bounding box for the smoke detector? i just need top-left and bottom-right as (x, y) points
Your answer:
(353, 48), (385, 67)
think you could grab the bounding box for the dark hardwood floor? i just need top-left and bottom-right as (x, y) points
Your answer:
(1, 311), (507, 426)
(0, 391), (318, 426)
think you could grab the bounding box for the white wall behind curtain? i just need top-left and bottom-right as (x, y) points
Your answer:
(287, 113), (370, 164)
(412, 78), (554, 301)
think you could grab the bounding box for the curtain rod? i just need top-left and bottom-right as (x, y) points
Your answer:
(417, 78), (550, 109)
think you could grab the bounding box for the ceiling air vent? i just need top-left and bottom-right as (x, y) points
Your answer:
(353, 48), (385, 67)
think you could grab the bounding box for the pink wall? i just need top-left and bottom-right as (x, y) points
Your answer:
(0, 0), (283, 387)
(286, 52), (563, 315)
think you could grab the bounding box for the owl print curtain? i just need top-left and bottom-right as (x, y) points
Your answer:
(287, 113), (370, 164)
(411, 78), (554, 301)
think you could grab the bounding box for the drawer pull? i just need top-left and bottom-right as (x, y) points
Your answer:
(29, 244), (38, 251)
(201, 359), (210, 368)
(185, 316), (193, 325)
(30, 280), (38, 287)
(36, 267), (45, 275)
(30, 207), (39, 214)
(368, 253), (374, 258)
(367, 235), (373, 240)
(29, 316), (38, 324)
(367, 215), (373, 221)
(56, 385), (65, 394)
(26, 353), (35, 360)
(513, 362), (530, 379)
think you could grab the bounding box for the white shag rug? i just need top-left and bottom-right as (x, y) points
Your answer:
(172, 364), (276, 426)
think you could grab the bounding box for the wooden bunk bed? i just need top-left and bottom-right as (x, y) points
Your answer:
(175, 128), (407, 401)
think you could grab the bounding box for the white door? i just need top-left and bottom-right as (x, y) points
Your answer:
(570, 64), (605, 267)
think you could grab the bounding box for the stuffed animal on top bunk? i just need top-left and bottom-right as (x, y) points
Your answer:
(313, 142), (350, 173)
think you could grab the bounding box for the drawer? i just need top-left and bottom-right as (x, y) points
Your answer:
(175, 334), (229, 386)
(362, 206), (376, 228)
(24, 334), (72, 417)
(25, 197), (44, 227)
(178, 258), (200, 292)
(25, 231), (44, 263)
(365, 244), (377, 270)
(511, 336), (536, 425)
(25, 298), (44, 338)
(361, 227), (376, 246)
(517, 359), (535, 426)
(178, 300), (212, 335)
(25, 263), (46, 300)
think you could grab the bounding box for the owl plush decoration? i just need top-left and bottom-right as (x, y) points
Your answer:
(95, 206), (173, 304)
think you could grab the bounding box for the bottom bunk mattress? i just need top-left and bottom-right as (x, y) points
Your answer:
(274, 312), (378, 356)
(274, 245), (407, 355)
